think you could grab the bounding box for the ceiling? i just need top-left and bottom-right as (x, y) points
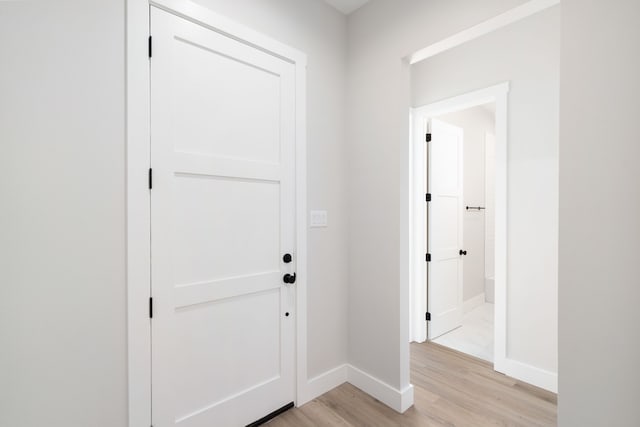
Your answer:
(322, 0), (370, 15)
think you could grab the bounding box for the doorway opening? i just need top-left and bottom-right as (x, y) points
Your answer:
(410, 83), (509, 372)
(427, 105), (496, 362)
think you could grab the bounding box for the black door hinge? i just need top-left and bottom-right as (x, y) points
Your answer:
(148, 36), (153, 58)
(426, 193), (431, 202)
(149, 297), (153, 319)
(426, 133), (432, 142)
(148, 168), (153, 190)
(426, 253), (431, 262)
(426, 312), (431, 321)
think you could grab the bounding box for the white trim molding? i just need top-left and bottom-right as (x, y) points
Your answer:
(347, 365), (415, 413)
(298, 359), (556, 407)
(126, 0), (152, 425)
(408, 0), (560, 65)
(409, 82), (510, 373)
(502, 359), (558, 393)
(126, 1), (308, 425)
(300, 364), (348, 405)
(298, 363), (417, 413)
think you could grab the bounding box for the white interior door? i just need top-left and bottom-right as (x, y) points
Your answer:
(427, 119), (464, 340)
(150, 7), (296, 426)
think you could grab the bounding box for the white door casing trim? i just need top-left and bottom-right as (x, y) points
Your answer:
(126, 1), (308, 425)
(409, 82), (510, 374)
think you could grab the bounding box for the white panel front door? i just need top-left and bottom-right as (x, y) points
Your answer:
(150, 7), (296, 426)
(427, 119), (464, 340)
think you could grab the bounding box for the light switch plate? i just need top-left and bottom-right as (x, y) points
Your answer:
(310, 210), (328, 228)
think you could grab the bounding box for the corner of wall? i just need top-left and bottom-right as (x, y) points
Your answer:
(347, 364), (414, 413)
(299, 364), (349, 406)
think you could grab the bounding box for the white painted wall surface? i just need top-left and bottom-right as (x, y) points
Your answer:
(0, 2), (127, 426)
(189, 0), (349, 381)
(559, 0), (640, 425)
(436, 106), (495, 303)
(411, 7), (559, 377)
(347, 0), (530, 392)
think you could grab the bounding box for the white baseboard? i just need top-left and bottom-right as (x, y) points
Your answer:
(502, 358), (557, 393)
(463, 292), (486, 313)
(299, 364), (348, 406)
(299, 359), (553, 413)
(347, 365), (414, 413)
(301, 360), (555, 414)
(298, 363), (416, 413)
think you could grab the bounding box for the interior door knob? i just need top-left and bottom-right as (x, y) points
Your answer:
(459, 250), (467, 256)
(283, 273), (297, 284)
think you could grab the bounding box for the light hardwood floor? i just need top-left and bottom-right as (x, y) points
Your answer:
(267, 342), (557, 426)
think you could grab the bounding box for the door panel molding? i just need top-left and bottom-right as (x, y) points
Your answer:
(174, 272), (282, 309)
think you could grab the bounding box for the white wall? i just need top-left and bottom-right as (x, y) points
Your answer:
(411, 7), (560, 380)
(0, 2), (127, 426)
(0, 0), (348, 424)
(190, 0), (349, 384)
(559, 0), (640, 425)
(436, 106), (495, 303)
(347, 0), (530, 393)
(11, 1), (640, 423)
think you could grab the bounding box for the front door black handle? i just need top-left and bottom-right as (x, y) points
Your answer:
(283, 273), (297, 284)
(459, 250), (467, 256)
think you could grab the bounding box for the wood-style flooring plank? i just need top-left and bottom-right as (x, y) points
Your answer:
(266, 342), (557, 426)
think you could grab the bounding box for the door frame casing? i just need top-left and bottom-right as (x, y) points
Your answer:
(409, 82), (509, 373)
(126, 1), (308, 426)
